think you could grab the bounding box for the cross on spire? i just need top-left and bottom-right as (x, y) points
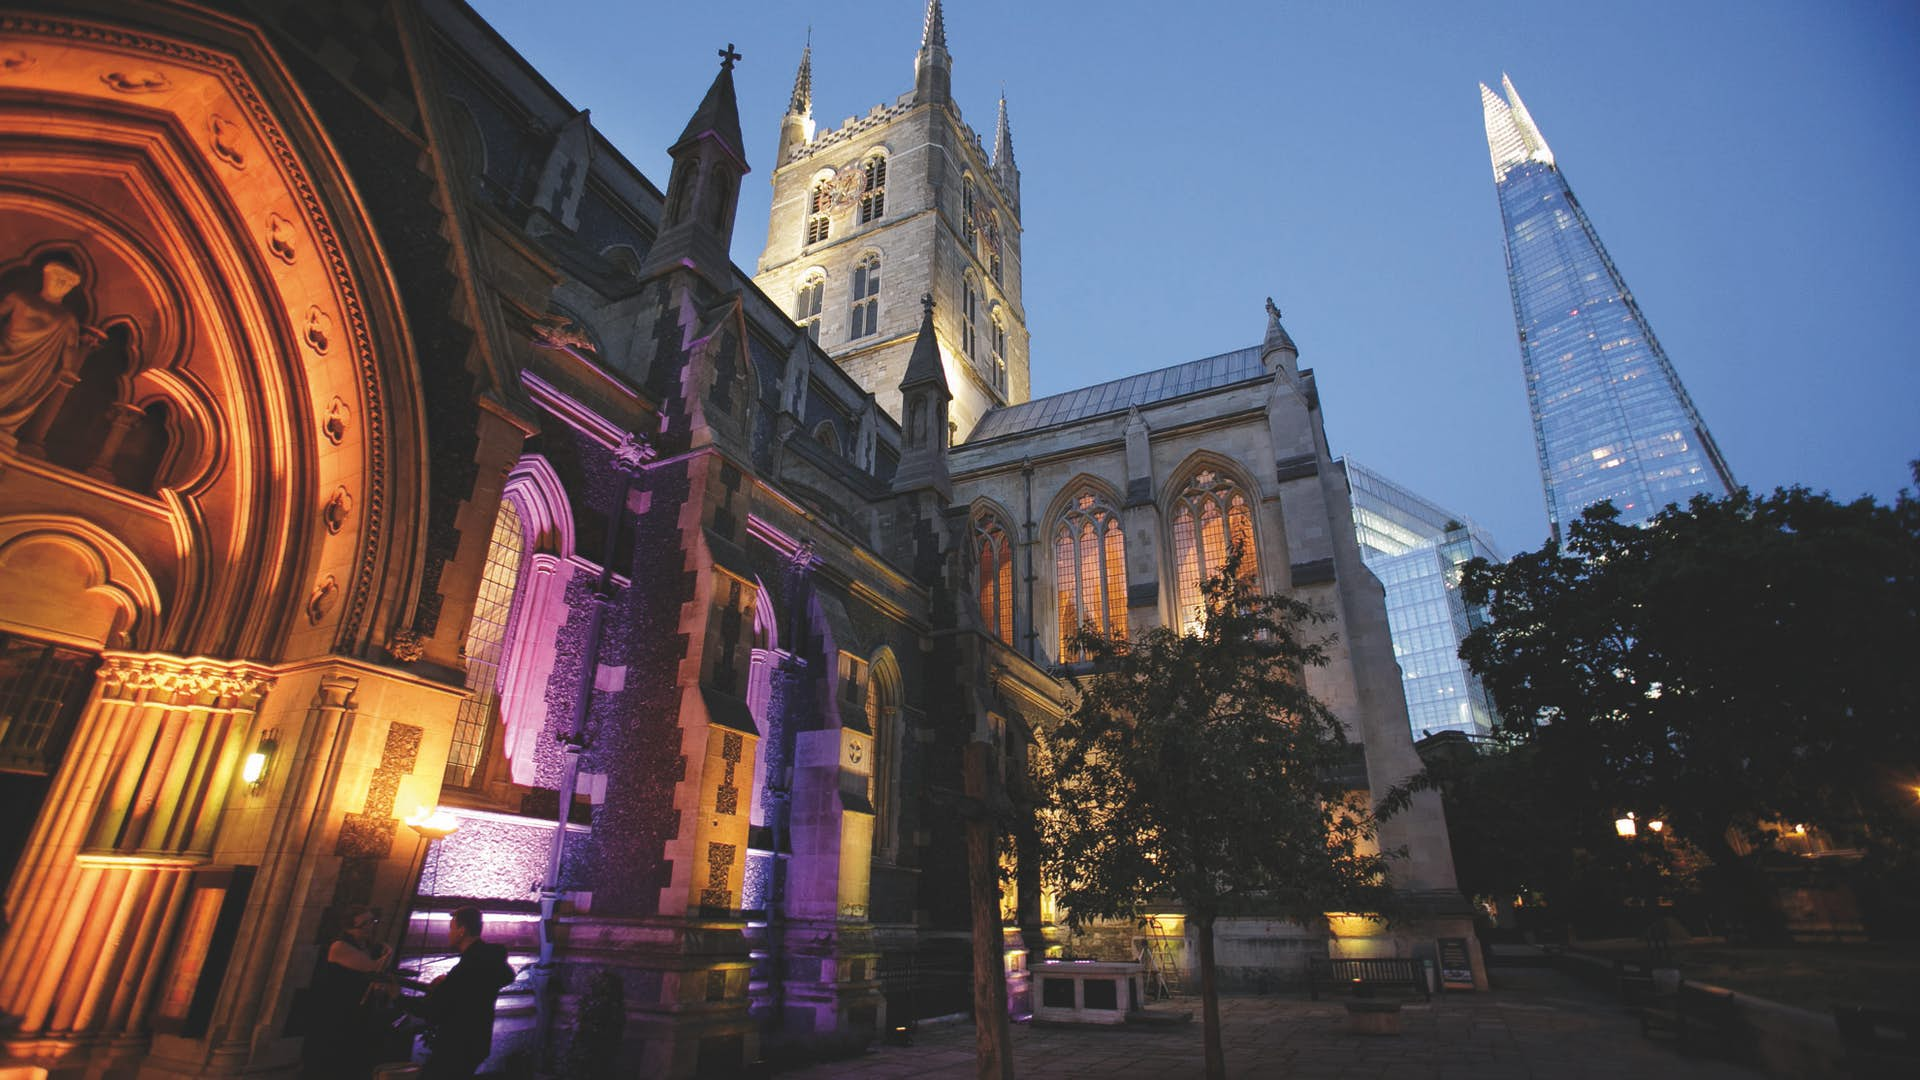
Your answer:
(718, 43), (742, 70)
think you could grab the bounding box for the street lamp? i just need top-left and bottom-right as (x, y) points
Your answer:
(403, 807), (461, 967)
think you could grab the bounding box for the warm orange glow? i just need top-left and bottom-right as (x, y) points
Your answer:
(1614, 813), (1637, 838)
(1646, 819), (1665, 834)
(405, 805), (460, 840)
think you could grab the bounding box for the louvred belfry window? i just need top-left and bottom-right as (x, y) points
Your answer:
(806, 181), (832, 245)
(1171, 469), (1257, 633)
(974, 512), (1015, 644)
(1054, 492), (1127, 661)
(860, 155), (887, 223)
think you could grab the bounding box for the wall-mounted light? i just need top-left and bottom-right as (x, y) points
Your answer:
(1613, 812), (1637, 838)
(1646, 819), (1666, 834)
(243, 731), (278, 792)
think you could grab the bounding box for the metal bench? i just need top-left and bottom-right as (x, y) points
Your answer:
(1307, 957), (1429, 1001)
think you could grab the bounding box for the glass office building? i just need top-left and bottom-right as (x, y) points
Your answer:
(1482, 76), (1735, 539)
(1344, 461), (1504, 739)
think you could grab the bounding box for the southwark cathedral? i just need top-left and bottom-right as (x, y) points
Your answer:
(0, 1), (1473, 1075)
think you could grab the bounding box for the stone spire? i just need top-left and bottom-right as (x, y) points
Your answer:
(921, 0), (947, 50)
(893, 294), (952, 498)
(788, 39), (812, 116)
(991, 91), (1020, 210)
(778, 38), (815, 162)
(913, 0), (952, 104)
(1262, 297), (1299, 375)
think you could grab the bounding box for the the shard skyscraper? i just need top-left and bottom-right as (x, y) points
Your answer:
(1481, 75), (1735, 540)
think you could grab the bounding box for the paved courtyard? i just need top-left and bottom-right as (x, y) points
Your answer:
(777, 967), (1759, 1079)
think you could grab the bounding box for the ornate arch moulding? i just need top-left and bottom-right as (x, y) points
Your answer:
(0, 514), (163, 650)
(0, 11), (425, 659)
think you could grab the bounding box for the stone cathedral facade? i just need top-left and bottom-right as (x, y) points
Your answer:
(0, 2), (1470, 1078)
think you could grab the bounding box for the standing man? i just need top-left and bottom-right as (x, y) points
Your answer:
(409, 905), (516, 1078)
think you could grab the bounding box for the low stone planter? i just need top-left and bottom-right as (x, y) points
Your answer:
(1345, 999), (1403, 1035)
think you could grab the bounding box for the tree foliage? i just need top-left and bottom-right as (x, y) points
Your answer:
(1038, 549), (1393, 1077)
(1452, 476), (1920, 933)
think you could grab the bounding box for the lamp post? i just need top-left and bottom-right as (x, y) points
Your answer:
(1613, 811), (1669, 965)
(404, 806), (460, 973)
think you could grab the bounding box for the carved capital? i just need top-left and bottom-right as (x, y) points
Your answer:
(98, 652), (276, 703)
(610, 431), (656, 474)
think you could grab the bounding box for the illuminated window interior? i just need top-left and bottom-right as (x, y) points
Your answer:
(445, 498), (525, 787)
(1054, 491), (1127, 661)
(1171, 470), (1255, 633)
(974, 511), (1015, 644)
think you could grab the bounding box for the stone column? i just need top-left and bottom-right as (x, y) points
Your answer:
(0, 654), (273, 1049)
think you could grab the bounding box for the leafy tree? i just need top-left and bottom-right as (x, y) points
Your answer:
(1457, 475), (1920, 935)
(1038, 549), (1393, 1079)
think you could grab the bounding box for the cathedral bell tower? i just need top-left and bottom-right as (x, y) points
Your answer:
(752, 0), (1030, 441)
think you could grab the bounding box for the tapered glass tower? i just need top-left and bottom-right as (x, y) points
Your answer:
(1482, 76), (1734, 539)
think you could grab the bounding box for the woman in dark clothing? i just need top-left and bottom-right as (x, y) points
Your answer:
(301, 905), (392, 1079)
(408, 905), (516, 1079)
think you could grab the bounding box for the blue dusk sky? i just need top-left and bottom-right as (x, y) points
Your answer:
(472, 0), (1920, 553)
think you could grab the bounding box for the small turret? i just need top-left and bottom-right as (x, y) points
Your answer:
(642, 44), (751, 280)
(892, 294), (952, 499)
(913, 0), (951, 105)
(1261, 296), (1299, 377)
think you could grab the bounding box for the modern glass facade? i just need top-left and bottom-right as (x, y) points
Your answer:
(1345, 461), (1504, 739)
(1482, 76), (1735, 539)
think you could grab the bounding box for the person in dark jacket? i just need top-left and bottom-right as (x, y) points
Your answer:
(301, 904), (393, 1079)
(408, 905), (515, 1079)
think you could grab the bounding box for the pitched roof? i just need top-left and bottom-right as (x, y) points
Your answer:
(966, 346), (1266, 442)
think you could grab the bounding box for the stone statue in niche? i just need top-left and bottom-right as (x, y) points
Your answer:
(0, 252), (102, 434)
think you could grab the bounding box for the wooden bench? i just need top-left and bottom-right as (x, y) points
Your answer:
(1834, 1006), (1920, 1076)
(1307, 957), (1429, 1001)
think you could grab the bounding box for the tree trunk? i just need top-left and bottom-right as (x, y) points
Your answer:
(1197, 912), (1224, 1080)
(964, 742), (1015, 1080)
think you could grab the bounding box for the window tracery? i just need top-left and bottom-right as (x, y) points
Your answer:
(1171, 468), (1258, 633)
(1053, 490), (1127, 660)
(974, 510), (1015, 644)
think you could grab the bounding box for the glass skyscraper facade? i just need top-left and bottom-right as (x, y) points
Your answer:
(1482, 76), (1735, 539)
(1344, 461), (1504, 739)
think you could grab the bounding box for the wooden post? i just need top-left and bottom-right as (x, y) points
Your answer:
(963, 741), (1015, 1080)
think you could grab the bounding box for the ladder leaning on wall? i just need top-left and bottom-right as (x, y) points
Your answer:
(1137, 916), (1184, 999)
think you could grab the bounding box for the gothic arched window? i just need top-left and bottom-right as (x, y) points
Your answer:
(1170, 469), (1257, 633)
(990, 312), (1008, 393)
(794, 273), (824, 342)
(445, 498), (527, 787)
(806, 180), (832, 245)
(961, 275), (978, 359)
(961, 177), (976, 247)
(984, 212), (1003, 284)
(865, 659), (901, 858)
(1053, 491), (1127, 661)
(860, 154), (887, 224)
(974, 511), (1015, 644)
(850, 253), (881, 339)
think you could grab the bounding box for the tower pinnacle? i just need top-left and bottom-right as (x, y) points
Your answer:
(921, 0), (947, 50)
(992, 93), (1015, 170)
(788, 40), (812, 117)
(913, 0), (952, 104)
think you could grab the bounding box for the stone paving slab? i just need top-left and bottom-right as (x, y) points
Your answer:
(775, 967), (1760, 1078)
